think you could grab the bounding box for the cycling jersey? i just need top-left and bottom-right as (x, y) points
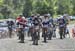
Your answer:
(32, 17), (40, 26)
(58, 18), (66, 28)
(42, 18), (49, 27)
(16, 17), (27, 28)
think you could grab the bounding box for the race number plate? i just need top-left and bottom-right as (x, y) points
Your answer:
(43, 25), (48, 28)
(60, 24), (64, 27)
(35, 26), (39, 30)
(19, 25), (23, 28)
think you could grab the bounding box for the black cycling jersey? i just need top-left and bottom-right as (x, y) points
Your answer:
(32, 17), (40, 26)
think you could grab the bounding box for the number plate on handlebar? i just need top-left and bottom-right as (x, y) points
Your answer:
(19, 25), (23, 28)
(35, 26), (39, 30)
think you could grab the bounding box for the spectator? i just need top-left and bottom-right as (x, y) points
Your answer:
(72, 25), (75, 38)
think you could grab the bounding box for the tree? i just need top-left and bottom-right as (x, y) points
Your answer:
(23, 0), (33, 17)
(71, 0), (75, 15)
(0, 0), (75, 19)
(0, 6), (11, 18)
(57, 0), (73, 15)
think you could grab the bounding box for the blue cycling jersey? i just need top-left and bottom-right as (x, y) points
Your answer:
(42, 18), (49, 25)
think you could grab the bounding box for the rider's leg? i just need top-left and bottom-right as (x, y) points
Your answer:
(35, 33), (38, 45)
(9, 28), (12, 38)
(48, 31), (53, 40)
(33, 36), (35, 45)
(18, 31), (21, 40)
(28, 28), (32, 37)
(42, 28), (44, 37)
(21, 33), (24, 42)
(53, 30), (56, 38)
(38, 30), (40, 40)
(32, 32), (36, 45)
(19, 28), (24, 43)
(35, 38), (38, 45)
(28, 28), (30, 37)
(63, 27), (66, 38)
(30, 27), (34, 41)
(44, 28), (47, 42)
(59, 28), (63, 39)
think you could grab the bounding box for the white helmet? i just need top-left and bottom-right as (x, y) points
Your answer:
(22, 16), (25, 20)
(47, 13), (51, 17)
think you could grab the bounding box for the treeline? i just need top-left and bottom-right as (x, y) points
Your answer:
(0, 0), (75, 19)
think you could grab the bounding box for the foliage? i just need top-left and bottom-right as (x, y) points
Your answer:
(0, 0), (75, 19)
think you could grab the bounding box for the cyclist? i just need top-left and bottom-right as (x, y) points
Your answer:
(7, 18), (14, 38)
(32, 15), (40, 45)
(42, 14), (50, 42)
(16, 15), (27, 43)
(58, 16), (66, 39)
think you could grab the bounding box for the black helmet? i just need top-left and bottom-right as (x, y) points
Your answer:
(44, 14), (48, 17)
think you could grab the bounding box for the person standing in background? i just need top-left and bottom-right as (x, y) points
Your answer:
(72, 25), (75, 38)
